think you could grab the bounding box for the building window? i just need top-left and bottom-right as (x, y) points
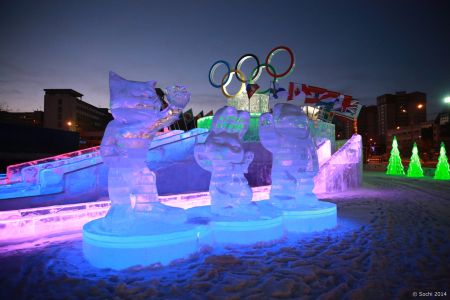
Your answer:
(57, 121), (61, 128)
(58, 99), (62, 105)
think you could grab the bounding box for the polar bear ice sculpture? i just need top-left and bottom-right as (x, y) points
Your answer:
(259, 103), (319, 208)
(194, 106), (255, 216)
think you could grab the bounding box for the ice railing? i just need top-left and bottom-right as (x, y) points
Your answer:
(0, 129), (207, 186)
(2, 146), (101, 185)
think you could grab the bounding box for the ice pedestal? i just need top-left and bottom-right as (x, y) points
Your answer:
(282, 201), (337, 233)
(187, 200), (284, 245)
(83, 218), (204, 269)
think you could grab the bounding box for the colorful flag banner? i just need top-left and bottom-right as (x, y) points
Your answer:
(332, 97), (363, 120)
(269, 82), (287, 100)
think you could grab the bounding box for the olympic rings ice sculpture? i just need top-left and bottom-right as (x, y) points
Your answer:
(208, 46), (295, 98)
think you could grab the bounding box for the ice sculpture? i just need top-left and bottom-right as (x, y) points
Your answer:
(259, 103), (319, 208)
(100, 72), (190, 227)
(313, 134), (362, 194)
(407, 142), (424, 178)
(434, 142), (450, 180)
(386, 136), (405, 176)
(194, 106), (255, 216)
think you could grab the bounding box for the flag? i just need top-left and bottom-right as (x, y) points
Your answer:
(333, 95), (352, 111)
(269, 81), (287, 100)
(316, 90), (340, 111)
(287, 82), (302, 101)
(332, 97), (363, 120)
(303, 85), (327, 104)
(246, 83), (260, 99)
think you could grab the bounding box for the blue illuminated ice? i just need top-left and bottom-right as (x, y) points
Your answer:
(259, 103), (319, 208)
(100, 72), (190, 228)
(194, 106), (256, 217)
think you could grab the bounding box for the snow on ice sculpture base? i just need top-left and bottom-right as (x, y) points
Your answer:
(83, 218), (206, 269)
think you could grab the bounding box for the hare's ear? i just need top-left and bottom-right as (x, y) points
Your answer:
(109, 71), (126, 82)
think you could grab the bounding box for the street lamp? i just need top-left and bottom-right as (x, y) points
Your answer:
(444, 96), (450, 104)
(417, 104), (423, 109)
(67, 121), (72, 126)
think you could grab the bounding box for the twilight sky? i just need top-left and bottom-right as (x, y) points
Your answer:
(1, 0), (449, 118)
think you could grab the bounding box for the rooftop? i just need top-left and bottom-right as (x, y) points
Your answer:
(43, 89), (83, 98)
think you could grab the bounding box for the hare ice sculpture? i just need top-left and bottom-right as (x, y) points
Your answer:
(194, 106), (255, 217)
(259, 103), (319, 209)
(83, 72), (205, 270)
(100, 72), (190, 229)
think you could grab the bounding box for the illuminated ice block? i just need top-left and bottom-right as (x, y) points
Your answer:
(227, 90), (269, 113)
(314, 134), (362, 194)
(259, 103), (319, 208)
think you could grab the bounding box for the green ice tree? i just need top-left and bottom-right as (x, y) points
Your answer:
(434, 142), (450, 180)
(407, 142), (424, 177)
(386, 136), (405, 176)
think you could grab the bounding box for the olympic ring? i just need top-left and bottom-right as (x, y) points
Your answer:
(221, 69), (246, 99)
(209, 60), (231, 88)
(265, 46), (295, 79)
(250, 63), (277, 94)
(208, 46), (295, 98)
(234, 54), (260, 83)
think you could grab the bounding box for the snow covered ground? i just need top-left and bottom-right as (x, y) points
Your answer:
(0, 171), (449, 300)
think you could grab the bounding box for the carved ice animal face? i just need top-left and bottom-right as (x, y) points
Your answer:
(109, 71), (161, 123)
(204, 106), (250, 163)
(205, 131), (244, 163)
(273, 103), (310, 140)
